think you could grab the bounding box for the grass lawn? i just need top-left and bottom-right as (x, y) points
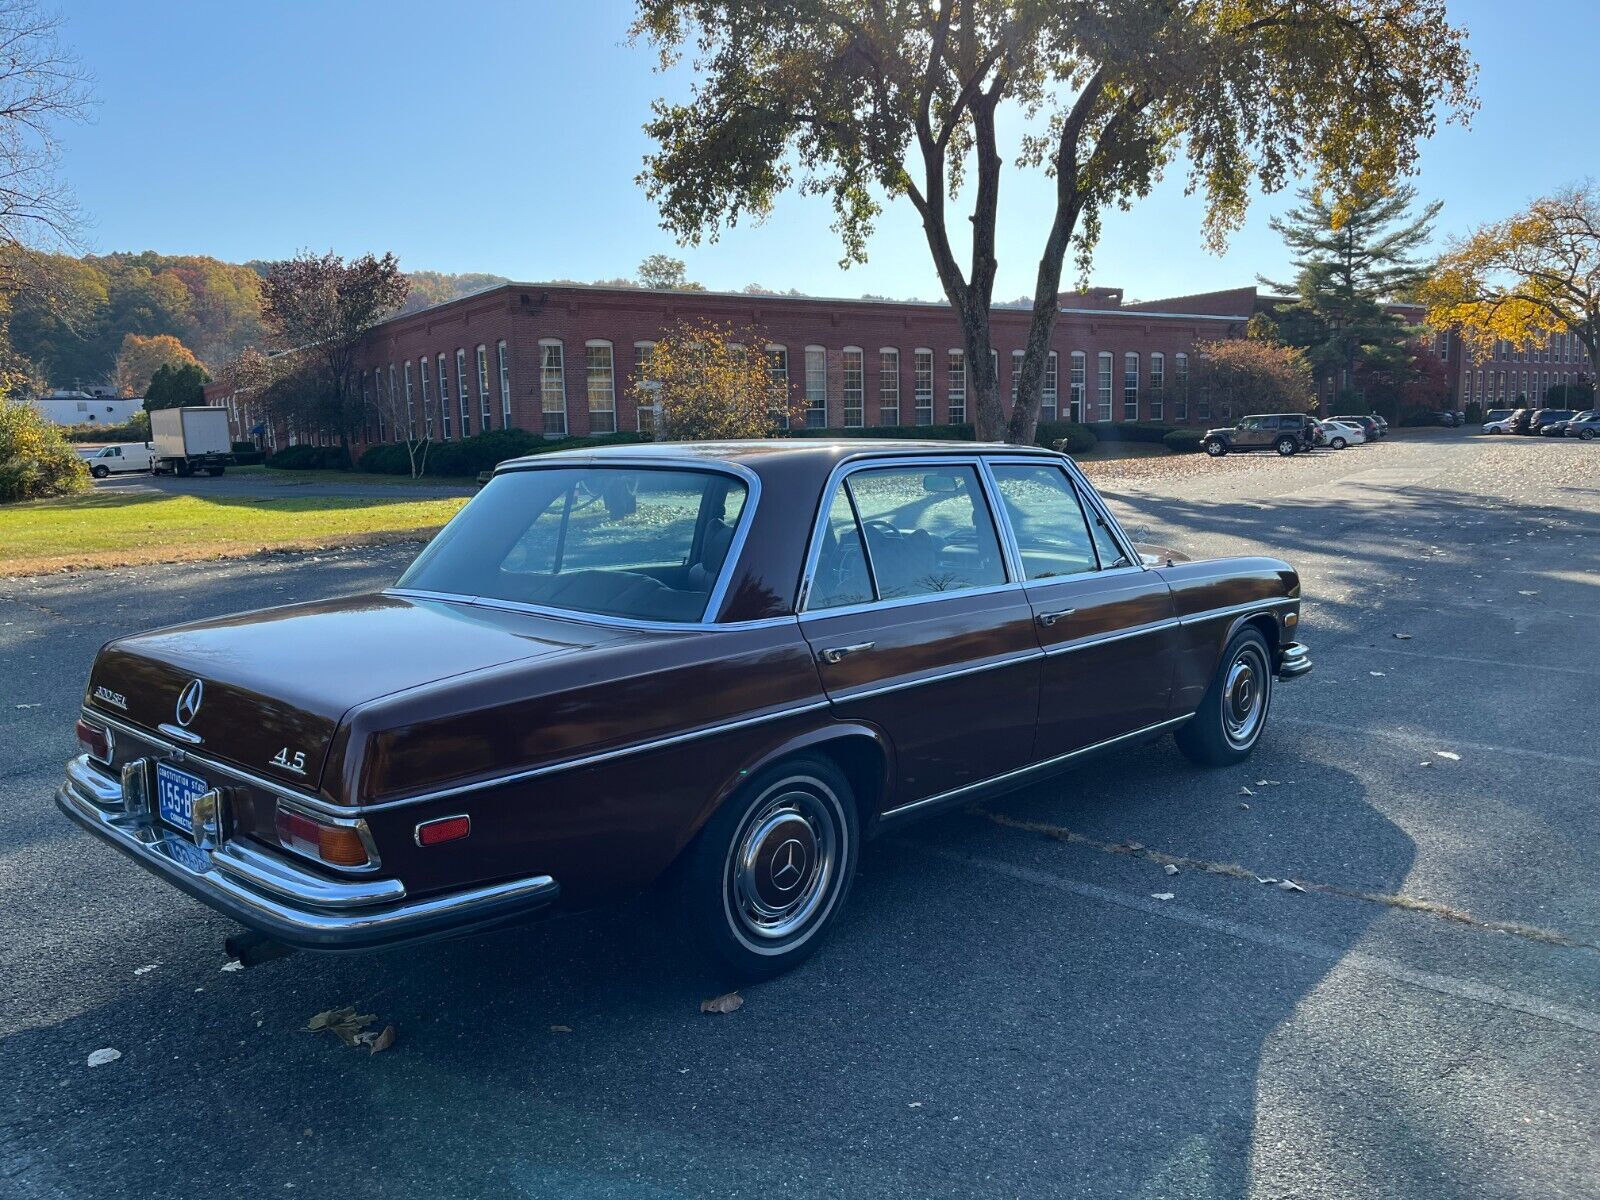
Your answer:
(0, 491), (468, 576)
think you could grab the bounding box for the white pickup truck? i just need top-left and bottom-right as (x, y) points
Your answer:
(150, 407), (234, 477)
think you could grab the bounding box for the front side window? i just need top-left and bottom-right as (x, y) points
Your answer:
(808, 464), (1006, 609)
(947, 350), (966, 424)
(805, 346), (828, 428)
(879, 348), (900, 426)
(842, 347), (864, 427)
(541, 341), (567, 437)
(990, 464), (1102, 579)
(398, 467), (749, 623)
(587, 341), (616, 434)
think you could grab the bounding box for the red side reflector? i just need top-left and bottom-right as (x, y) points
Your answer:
(415, 815), (470, 847)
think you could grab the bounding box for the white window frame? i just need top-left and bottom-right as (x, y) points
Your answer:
(878, 347), (900, 426)
(804, 345), (827, 428)
(1123, 352), (1139, 421)
(476, 344), (492, 431)
(437, 353), (451, 440)
(913, 349), (934, 426)
(1097, 352), (1113, 422)
(586, 339), (616, 434)
(635, 341), (659, 434)
(1148, 352), (1165, 421)
(498, 340), (513, 428)
(456, 349), (471, 437)
(1042, 350), (1058, 422)
(947, 350), (966, 424)
(419, 357), (433, 439)
(842, 347), (864, 427)
(1069, 351), (1086, 422)
(540, 339), (567, 437)
(766, 344), (789, 430)
(1173, 352), (1189, 421)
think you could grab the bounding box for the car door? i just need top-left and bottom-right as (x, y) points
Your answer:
(985, 458), (1178, 759)
(798, 458), (1042, 813)
(1236, 416), (1269, 449)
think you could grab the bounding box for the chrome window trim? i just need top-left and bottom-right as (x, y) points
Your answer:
(797, 453), (1019, 614)
(984, 453), (1146, 572)
(795, 580), (1025, 623)
(401, 456), (762, 628)
(818, 647), (1045, 704)
(383, 588), (802, 635)
(880, 714), (1194, 821)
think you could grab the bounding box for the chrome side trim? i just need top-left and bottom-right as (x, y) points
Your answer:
(880, 714), (1194, 821)
(383, 588), (801, 635)
(822, 649), (1045, 704)
(356, 698), (835, 813)
(157, 722), (202, 745)
(1042, 618), (1182, 657)
(1177, 597), (1298, 625)
(795, 580), (1024, 622)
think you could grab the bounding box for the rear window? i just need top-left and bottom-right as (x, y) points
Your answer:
(397, 466), (749, 623)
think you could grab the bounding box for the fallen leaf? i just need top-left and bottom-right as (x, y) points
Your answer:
(908, 1101), (923, 1108)
(15, 703), (41, 709)
(1239, 803), (1250, 810)
(305, 1006), (355, 1033)
(1369, 671), (1386, 677)
(1435, 750), (1461, 761)
(700, 992), (744, 1015)
(1239, 787), (1255, 796)
(86, 1048), (121, 1067)
(1163, 864), (1179, 876)
(1420, 760), (1433, 767)
(1392, 633), (1412, 640)
(1257, 877), (1279, 885)
(133, 964), (158, 976)
(358, 1025), (396, 1055)
(1518, 590), (1539, 596)
(1279, 880), (1305, 893)
(220, 960), (244, 973)
(1150, 892), (1175, 901)
(1124, 841), (1145, 851)
(549, 1025), (573, 1034)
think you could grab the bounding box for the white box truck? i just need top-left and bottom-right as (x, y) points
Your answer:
(149, 407), (234, 477)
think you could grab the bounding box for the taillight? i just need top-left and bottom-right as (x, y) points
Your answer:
(76, 718), (113, 764)
(274, 803), (372, 869)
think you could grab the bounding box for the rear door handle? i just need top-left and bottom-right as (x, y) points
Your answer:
(1036, 608), (1075, 628)
(818, 642), (875, 664)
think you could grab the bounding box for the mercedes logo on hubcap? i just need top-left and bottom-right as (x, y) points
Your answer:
(175, 679), (204, 727)
(769, 837), (808, 892)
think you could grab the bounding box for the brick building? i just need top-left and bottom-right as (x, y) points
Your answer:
(211, 282), (1265, 452)
(1442, 328), (1593, 411)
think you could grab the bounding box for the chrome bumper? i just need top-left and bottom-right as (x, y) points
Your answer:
(1276, 641), (1313, 679)
(55, 755), (560, 951)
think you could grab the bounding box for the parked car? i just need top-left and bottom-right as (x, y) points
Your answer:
(1483, 411), (1518, 434)
(1533, 409), (1580, 436)
(1509, 408), (1537, 434)
(1434, 411), (1459, 427)
(57, 441), (1310, 978)
(1201, 413), (1317, 456)
(84, 442), (153, 478)
(1317, 420), (1366, 449)
(1483, 409), (1513, 425)
(1331, 415), (1382, 441)
(1563, 412), (1600, 441)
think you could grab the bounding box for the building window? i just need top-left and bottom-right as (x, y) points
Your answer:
(1123, 353), (1139, 420)
(842, 347), (864, 427)
(435, 354), (451, 440)
(476, 345), (492, 431)
(1069, 351), (1085, 422)
(419, 357), (433, 439)
(1173, 353), (1189, 421)
(947, 350), (966, 424)
(1040, 351), (1059, 422)
(766, 345), (789, 429)
(456, 349), (471, 437)
(878, 347), (900, 426)
(913, 349), (934, 425)
(498, 341), (513, 428)
(1011, 350), (1024, 404)
(540, 340), (567, 437)
(1097, 353), (1113, 422)
(586, 340), (616, 434)
(1148, 352), (1165, 420)
(800, 345), (825, 428)
(635, 342), (658, 434)
(372, 371), (386, 442)
(401, 363), (414, 440)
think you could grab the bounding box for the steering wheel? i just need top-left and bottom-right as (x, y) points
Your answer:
(862, 518), (903, 541)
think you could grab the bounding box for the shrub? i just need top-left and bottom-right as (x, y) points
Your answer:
(357, 429), (649, 477)
(231, 441), (265, 466)
(1163, 428), (1205, 454)
(0, 399), (91, 501)
(267, 444), (347, 470)
(1088, 421), (1176, 444)
(1036, 422), (1097, 454)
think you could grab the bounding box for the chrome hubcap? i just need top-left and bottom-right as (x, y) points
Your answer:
(727, 784), (840, 942)
(1222, 646), (1269, 748)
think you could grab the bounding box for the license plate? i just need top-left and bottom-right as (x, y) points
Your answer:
(156, 762), (209, 835)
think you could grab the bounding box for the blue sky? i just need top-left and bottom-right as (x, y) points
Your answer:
(56, 0), (1596, 304)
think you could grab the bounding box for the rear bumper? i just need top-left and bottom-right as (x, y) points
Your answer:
(1275, 642), (1313, 679)
(55, 755), (559, 952)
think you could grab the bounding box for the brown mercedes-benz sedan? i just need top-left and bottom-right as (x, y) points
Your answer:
(58, 441), (1309, 978)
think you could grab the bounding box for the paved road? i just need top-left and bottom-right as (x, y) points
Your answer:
(91, 468), (474, 500)
(3, 432), (1597, 1198)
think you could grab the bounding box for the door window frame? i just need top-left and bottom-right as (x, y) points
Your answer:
(978, 454), (1144, 582)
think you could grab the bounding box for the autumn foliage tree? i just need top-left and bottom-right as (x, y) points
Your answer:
(1190, 339), (1314, 420)
(632, 0), (1474, 443)
(635, 319), (800, 440)
(114, 332), (199, 397)
(1421, 182), (1600, 375)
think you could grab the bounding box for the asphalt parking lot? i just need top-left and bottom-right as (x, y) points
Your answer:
(3, 431), (1596, 1199)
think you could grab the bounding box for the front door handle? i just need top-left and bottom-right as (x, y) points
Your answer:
(1036, 608), (1076, 628)
(818, 642), (875, 665)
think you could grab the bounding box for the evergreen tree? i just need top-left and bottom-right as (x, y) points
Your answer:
(1260, 185), (1441, 400)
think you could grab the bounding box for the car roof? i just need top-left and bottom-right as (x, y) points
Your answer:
(496, 438), (1066, 472)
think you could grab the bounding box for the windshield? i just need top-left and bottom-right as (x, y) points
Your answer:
(397, 466), (750, 623)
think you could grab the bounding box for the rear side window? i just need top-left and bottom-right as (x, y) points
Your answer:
(808, 464), (1006, 609)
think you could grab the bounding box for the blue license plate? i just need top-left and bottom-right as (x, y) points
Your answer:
(156, 762), (209, 835)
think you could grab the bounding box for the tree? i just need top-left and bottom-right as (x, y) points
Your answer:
(1260, 184), (1441, 396)
(259, 250), (408, 464)
(637, 253), (704, 290)
(1356, 344), (1448, 421)
(144, 361), (210, 411)
(1421, 183), (1600, 376)
(0, 390), (87, 501)
(1190, 339), (1314, 420)
(632, 0), (1474, 442)
(0, 0), (90, 257)
(114, 332), (199, 397)
(634, 319), (799, 439)
(1545, 380), (1593, 409)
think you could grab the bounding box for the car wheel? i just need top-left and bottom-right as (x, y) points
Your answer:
(1582, 429), (1596, 441)
(1489, 427), (1504, 434)
(1274, 436), (1297, 456)
(1175, 626), (1274, 767)
(1204, 439), (1227, 457)
(1330, 437), (1347, 450)
(90, 465), (109, 479)
(674, 753), (859, 982)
